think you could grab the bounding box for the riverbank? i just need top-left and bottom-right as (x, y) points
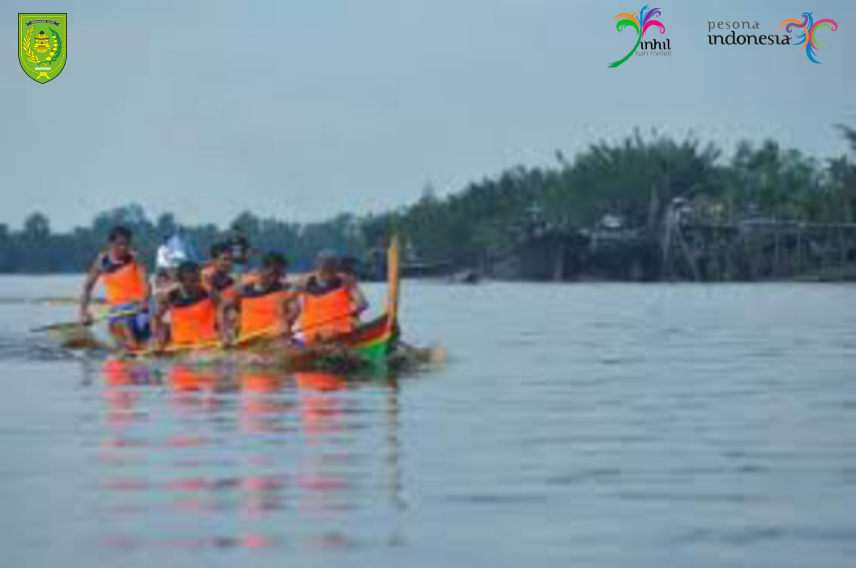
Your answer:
(792, 262), (856, 283)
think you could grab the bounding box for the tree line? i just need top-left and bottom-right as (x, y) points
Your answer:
(0, 207), (364, 274)
(2, 127), (854, 274)
(362, 126), (856, 268)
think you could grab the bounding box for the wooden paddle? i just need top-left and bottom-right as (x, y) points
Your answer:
(36, 297), (107, 306)
(29, 307), (142, 333)
(398, 340), (447, 365)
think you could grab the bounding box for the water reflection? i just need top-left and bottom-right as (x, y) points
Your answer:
(238, 367), (294, 434)
(95, 357), (405, 552)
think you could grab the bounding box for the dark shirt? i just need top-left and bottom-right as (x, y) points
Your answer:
(208, 271), (235, 292)
(304, 275), (344, 296)
(242, 280), (289, 299)
(225, 234), (250, 263)
(100, 252), (135, 273)
(168, 288), (210, 308)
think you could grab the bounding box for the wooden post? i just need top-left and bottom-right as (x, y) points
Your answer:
(773, 224), (781, 277)
(553, 237), (565, 282)
(677, 225), (701, 281)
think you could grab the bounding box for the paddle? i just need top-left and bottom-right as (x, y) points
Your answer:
(229, 309), (361, 348)
(36, 297), (107, 306)
(29, 307), (142, 333)
(398, 340), (447, 365)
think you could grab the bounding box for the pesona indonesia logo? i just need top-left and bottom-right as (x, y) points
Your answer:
(707, 12), (839, 64)
(609, 5), (669, 68)
(776, 12), (839, 64)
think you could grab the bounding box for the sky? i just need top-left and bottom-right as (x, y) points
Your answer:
(2, 0), (854, 230)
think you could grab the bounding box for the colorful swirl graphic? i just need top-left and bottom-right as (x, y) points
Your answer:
(609, 5), (665, 68)
(776, 12), (839, 64)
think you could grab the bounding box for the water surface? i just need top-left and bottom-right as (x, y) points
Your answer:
(1, 277), (855, 567)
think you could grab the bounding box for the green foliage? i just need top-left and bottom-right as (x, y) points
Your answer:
(0, 204), (365, 273)
(1, 129), (853, 273)
(363, 130), (850, 266)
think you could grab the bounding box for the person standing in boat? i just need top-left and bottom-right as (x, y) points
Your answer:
(224, 224), (257, 285)
(151, 261), (228, 350)
(235, 252), (299, 343)
(153, 234), (179, 303)
(79, 226), (152, 349)
(295, 251), (368, 345)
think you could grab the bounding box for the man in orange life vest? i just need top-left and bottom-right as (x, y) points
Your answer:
(151, 261), (227, 350)
(235, 252), (299, 342)
(202, 242), (240, 337)
(295, 251), (368, 345)
(202, 242), (238, 300)
(79, 226), (152, 348)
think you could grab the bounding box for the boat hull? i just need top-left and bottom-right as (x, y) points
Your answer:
(125, 312), (397, 369)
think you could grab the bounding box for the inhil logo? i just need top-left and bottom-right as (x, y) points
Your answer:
(640, 38), (672, 50)
(609, 5), (671, 68)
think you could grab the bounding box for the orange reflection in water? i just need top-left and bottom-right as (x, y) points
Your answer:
(96, 359), (405, 550)
(238, 368), (294, 434)
(236, 367), (294, 514)
(102, 533), (276, 551)
(295, 372), (352, 515)
(167, 364), (227, 421)
(101, 358), (156, 426)
(297, 371), (348, 439)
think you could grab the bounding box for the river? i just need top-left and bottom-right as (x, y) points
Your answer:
(1, 276), (855, 567)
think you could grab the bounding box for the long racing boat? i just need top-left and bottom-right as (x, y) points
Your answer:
(123, 236), (401, 369)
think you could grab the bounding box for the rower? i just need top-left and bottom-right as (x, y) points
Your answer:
(297, 251), (368, 345)
(202, 242), (238, 300)
(79, 226), (151, 349)
(151, 261), (225, 350)
(202, 242), (239, 339)
(236, 252), (298, 341)
(337, 255), (367, 328)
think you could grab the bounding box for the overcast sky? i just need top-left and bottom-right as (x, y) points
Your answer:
(3, 0), (854, 230)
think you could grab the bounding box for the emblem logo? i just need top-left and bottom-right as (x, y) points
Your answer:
(609, 5), (665, 67)
(776, 12), (838, 64)
(19, 13), (67, 83)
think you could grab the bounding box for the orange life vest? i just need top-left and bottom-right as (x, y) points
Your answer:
(240, 283), (292, 337)
(101, 253), (147, 306)
(300, 278), (353, 344)
(170, 290), (218, 346)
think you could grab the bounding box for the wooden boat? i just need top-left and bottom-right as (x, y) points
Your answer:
(125, 236), (402, 369)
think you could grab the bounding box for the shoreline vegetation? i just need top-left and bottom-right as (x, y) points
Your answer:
(2, 127), (855, 282)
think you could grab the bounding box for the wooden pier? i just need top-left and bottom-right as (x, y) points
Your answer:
(661, 214), (856, 281)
